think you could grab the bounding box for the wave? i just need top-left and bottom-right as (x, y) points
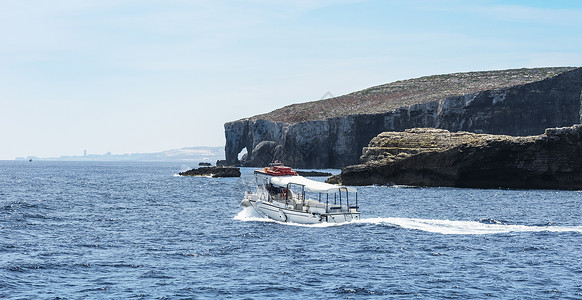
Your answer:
(234, 208), (582, 234)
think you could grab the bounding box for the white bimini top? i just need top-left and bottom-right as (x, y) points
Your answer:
(270, 175), (357, 194)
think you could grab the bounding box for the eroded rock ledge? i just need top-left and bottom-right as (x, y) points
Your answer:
(326, 125), (582, 189)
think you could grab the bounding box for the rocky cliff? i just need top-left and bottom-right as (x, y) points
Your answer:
(326, 125), (582, 189)
(225, 67), (582, 168)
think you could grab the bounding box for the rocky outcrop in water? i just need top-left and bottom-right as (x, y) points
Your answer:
(179, 166), (241, 178)
(326, 125), (582, 189)
(225, 67), (582, 168)
(296, 170), (333, 177)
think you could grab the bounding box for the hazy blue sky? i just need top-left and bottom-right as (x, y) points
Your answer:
(1, 0), (581, 159)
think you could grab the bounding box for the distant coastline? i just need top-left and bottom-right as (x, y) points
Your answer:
(15, 146), (225, 162)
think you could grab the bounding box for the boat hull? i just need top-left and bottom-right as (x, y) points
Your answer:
(243, 197), (360, 224)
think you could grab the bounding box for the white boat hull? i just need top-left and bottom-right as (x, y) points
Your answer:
(240, 166), (361, 225)
(242, 194), (360, 224)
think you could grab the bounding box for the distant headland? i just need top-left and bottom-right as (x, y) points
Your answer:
(15, 146), (225, 162)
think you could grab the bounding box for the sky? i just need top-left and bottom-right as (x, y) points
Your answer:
(1, 0), (581, 159)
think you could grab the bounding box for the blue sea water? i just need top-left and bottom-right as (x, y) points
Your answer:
(1, 161), (582, 299)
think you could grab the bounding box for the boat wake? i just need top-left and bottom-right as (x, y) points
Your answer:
(234, 208), (582, 234)
(360, 217), (582, 235)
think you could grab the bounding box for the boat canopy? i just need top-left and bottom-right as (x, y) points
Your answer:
(270, 175), (357, 194)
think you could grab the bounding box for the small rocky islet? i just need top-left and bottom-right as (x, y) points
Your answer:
(295, 170), (332, 177)
(179, 166), (241, 178)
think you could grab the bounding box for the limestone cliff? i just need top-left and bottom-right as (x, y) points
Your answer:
(326, 125), (582, 189)
(225, 67), (582, 168)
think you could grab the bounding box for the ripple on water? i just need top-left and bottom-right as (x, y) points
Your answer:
(2, 162), (582, 299)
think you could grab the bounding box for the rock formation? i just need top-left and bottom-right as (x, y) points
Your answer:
(225, 67), (582, 168)
(326, 125), (582, 189)
(295, 170), (333, 177)
(179, 166), (241, 178)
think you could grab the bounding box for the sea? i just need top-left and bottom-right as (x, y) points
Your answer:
(1, 161), (582, 299)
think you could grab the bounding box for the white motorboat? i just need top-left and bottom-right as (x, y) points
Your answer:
(241, 163), (360, 224)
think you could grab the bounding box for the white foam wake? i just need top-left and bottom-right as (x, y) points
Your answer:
(233, 207), (270, 222)
(233, 207), (582, 234)
(234, 208), (582, 234)
(359, 217), (582, 235)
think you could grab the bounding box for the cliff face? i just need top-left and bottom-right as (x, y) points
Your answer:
(327, 125), (582, 190)
(225, 67), (582, 168)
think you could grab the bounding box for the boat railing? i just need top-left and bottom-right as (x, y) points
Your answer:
(302, 191), (358, 213)
(257, 174), (359, 214)
(328, 189), (358, 213)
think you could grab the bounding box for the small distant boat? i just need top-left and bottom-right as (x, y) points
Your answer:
(241, 163), (360, 224)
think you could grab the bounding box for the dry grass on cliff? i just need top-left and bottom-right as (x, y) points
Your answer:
(252, 67), (576, 123)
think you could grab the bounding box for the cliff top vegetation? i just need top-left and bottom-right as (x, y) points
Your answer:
(251, 67), (577, 123)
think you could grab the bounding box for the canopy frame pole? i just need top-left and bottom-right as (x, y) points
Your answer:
(286, 183), (290, 206)
(346, 188), (349, 213)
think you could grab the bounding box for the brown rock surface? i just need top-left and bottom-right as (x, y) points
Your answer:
(254, 67), (577, 123)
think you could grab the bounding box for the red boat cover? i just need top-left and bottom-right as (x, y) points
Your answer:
(263, 166), (298, 176)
